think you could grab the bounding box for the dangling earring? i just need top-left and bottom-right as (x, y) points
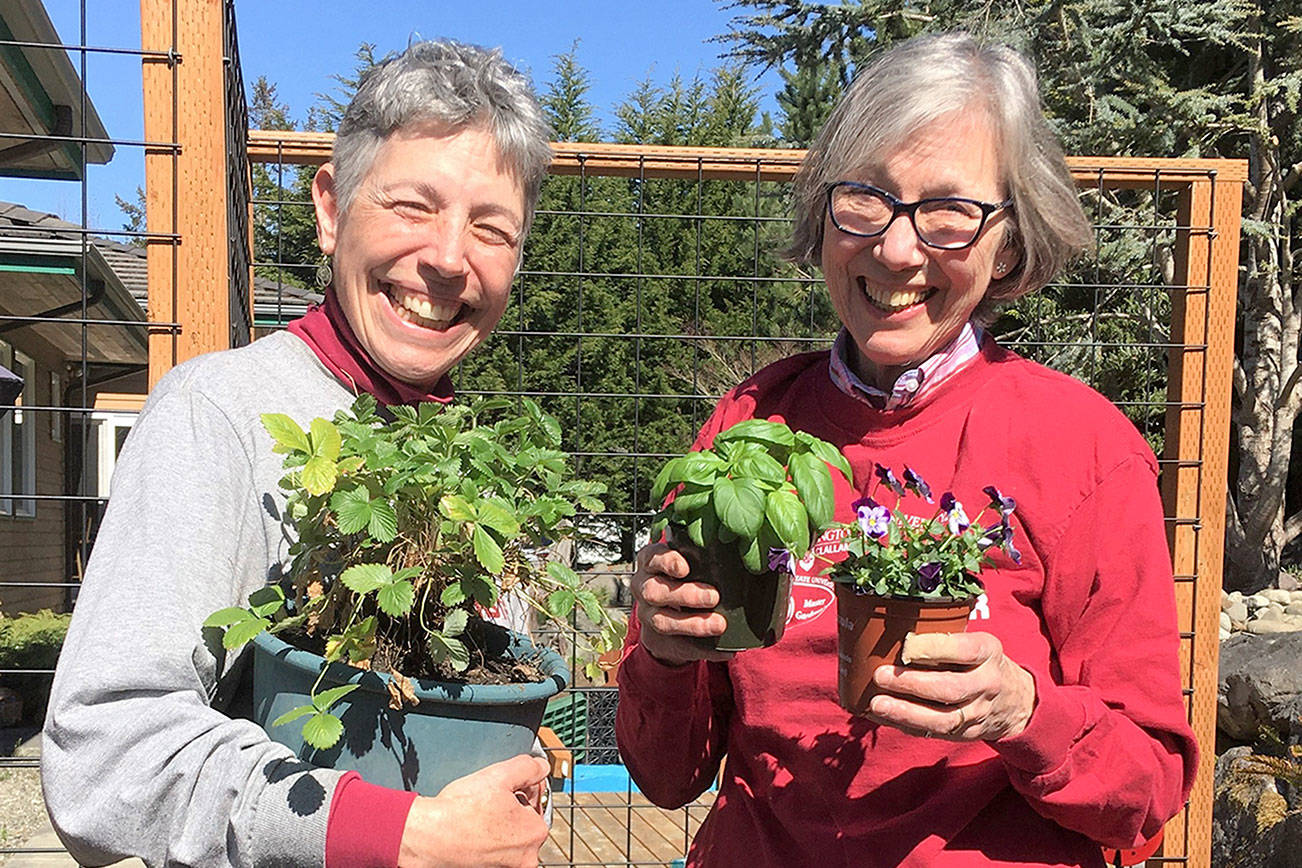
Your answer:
(315, 260), (333, 288)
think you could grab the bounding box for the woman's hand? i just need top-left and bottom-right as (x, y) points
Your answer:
(630, 542), (735, 666)
(865, 631), (1036, 741)
(398, 755), (550, 867)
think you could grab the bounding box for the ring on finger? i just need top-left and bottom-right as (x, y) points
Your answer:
(948, 706), (967, 736)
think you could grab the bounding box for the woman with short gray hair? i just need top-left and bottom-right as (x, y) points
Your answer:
(619, 32), (1197, 866)
(44, 38), (554, 868)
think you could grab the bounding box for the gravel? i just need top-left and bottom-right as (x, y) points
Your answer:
(0, 729), (49, 865)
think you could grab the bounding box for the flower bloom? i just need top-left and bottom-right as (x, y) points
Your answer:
(875, 464), (907, 497)
(980, 519), (1022, 565)
(767, 547), (795, 574)
(916, 562), (943, 593)
(902, 466), (934, 503)
(852, 496), (892, 538)
(983, 485), (1017, 517)
(943, 497), (970, 534)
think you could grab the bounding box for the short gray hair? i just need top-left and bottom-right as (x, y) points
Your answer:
(332, 39), (553, 230)
(789, 32), (1091, 307)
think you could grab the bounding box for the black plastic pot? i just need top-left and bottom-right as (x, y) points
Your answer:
(666, 525), (792, 651)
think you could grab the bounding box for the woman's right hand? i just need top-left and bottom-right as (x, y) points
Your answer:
(631, 542), (735, 666)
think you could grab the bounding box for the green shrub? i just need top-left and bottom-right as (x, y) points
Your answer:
(0, 609), (71, 723)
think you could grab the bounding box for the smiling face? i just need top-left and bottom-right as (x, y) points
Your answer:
(312, 123), (525, 388)
(820, 109), (1018, 390)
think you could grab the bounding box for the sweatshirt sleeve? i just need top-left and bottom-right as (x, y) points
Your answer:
(614, 612), (735, 809)
(989, 454), (1199, 849)
(41, 382), (347, 868)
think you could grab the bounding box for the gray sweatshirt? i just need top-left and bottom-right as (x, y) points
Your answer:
(43, 331), (357, 867)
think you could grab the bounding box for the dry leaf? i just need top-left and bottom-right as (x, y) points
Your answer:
(387, 670), (418, 710)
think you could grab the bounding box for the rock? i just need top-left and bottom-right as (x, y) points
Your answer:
(1263, 589), (1293, 605)
(1221, 627), (1233, 642)
(1211, 746), (1302, 868)
(1218, 633), (1302, 742)
(1246, 620), (1302, 635)
(1222, 611), (1234, 632)
(1279, 573), (1300, 592)
(1286, 603), (1302, 617)
(1256, 606), (1285, 622)
(1228, 600), (1251, 624)
(1248, 593), (1272, 610)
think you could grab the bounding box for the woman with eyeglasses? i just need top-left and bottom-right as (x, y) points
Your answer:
(616, 32), (1197, 867)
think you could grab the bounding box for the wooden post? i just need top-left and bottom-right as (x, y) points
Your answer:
(1160, 174), (1242, 867)
(141, 0), (231, 387)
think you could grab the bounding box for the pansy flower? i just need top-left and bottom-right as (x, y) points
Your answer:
(916, 562), (943, 593)
(940, 493), (970, 535)
(983, 485), (1017, 517)
(902, 466), (934, 503)
(767, 547), (796, 574)
(874, 464), (906, 497)
(852, 496), (891, 538)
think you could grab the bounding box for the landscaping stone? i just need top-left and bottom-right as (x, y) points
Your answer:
(1279, 573), (1300, 592)
(1227, 600), (1250, 624)
(1248, 593), (1272, 610)
(1263, 589), (1293, 605)
(1218, 632), (1302, 742)
(1211, 747), (1302, 868)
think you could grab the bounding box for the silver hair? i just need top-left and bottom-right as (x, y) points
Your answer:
(331, 39), (553, 230)
(789, 32), (1092, 308)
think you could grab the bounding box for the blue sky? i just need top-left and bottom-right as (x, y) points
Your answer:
(7, 0), (781, 231)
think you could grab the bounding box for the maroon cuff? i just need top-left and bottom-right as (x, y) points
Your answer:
(325, 772), (418, 868)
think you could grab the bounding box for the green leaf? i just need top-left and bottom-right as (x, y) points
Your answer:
(475, 498), (521, 536)
(443, 608), (470, 636)
(270, 703), (317, 728)
(650, 456), (682, 503)
(715, 419), (795, 449)
(546, 560), (581, 588)
(377, 580), (415, 617)
(672, 488), (711, 513)
(472, 525), (505, 573)
(312, 683), (360, 712)
(439, 494), (478, 523)
(678, 453), (724, 486)
(731, 451), (787, 485)
(798, 434), (853, 485)
(248, 585), (287, 618)
(223, 615), (269, 650)
(440, 583), (468, 607)
(576, 589), (604, 623)
(341, 563), (391, 595)
(203, 607), (251, 629)
(261, 413), (311, 454)
(310, 418), (342, 461)
(715, 476), (765, 539)
(331, 486), (372, 534)
(546, 589), (577, 619)
(301, 456), (338, 497)
(765, 488), (811, 557)
(367, 499), (398, 542)
(428, 632), (471, 671)
(739, 535), (763, 574)
(302, 711), (344, 750)
(789, 451), (835, 530)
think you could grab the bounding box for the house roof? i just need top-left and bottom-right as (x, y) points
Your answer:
(0, 200), (146, 364)
(0, 0), (114, 179)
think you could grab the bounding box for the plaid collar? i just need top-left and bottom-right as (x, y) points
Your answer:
(828, 322), (983, 410)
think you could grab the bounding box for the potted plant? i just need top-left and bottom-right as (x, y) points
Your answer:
(204, 393), (625, 794)
(648, 419), (852, 650)
(830, 464), (1019, 715)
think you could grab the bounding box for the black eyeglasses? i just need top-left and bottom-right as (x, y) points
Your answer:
(826, 181), (1013, 251)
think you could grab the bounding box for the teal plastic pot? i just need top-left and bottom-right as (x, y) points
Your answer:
(251, 629), (569, 795)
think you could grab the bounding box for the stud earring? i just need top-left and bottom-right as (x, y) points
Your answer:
(994, 262), (1008, 275)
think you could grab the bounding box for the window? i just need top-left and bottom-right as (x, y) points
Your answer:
(0, 341), (37, 517)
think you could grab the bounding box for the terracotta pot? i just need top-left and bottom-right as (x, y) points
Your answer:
(834, 586), (975, 716)
(666, 525), (792, 651)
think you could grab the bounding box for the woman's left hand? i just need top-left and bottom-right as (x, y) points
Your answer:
(865, 631), (1036, 741)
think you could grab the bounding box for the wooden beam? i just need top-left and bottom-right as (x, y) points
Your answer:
(142, 0), (231, 387)
(247, 130), (1248, 188)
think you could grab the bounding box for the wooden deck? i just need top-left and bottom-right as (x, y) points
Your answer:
(542, 791), (715, 867)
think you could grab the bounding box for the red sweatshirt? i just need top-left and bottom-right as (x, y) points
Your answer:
(615, 340), (1198, 868)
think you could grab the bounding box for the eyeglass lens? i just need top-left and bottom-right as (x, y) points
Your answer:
(831, 185), (987, 248)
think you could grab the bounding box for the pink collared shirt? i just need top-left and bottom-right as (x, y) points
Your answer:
(828, 322), (983, 410)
